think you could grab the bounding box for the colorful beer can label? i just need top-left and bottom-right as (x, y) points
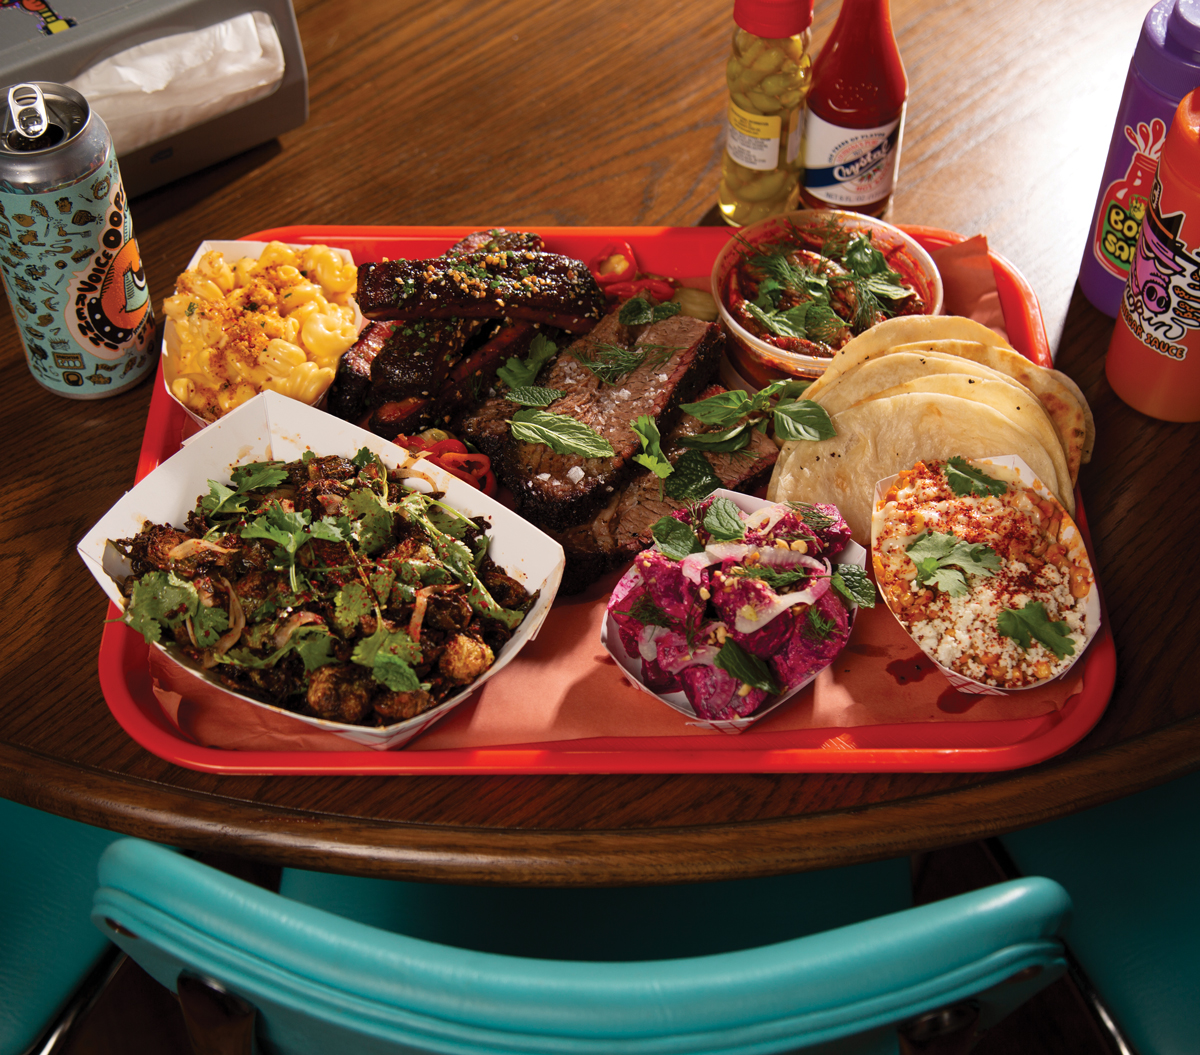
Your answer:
(0, 146), (153, 398)
(802, 110), (904, 208)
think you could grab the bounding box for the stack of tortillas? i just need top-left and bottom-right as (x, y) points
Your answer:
(766, 316), (1094, 544)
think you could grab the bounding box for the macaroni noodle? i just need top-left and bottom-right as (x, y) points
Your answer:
(163, 242), (360, 422)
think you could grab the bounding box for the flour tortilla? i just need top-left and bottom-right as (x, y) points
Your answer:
(812, 350), (1022, 413)
(836, 374), (1071, 504)
(767, 392), (1071, 545)
(805, 316), (1089, 484)
(805, 316), (1014, 400)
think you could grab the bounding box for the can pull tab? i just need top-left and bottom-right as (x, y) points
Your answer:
(8, 83), (48, 140)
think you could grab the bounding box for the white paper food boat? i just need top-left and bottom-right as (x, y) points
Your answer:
(78, 391), (565, 749)
(600, 489), (867, 734)
(161, 240), (365, 430)
(871, 455), (1100, 696)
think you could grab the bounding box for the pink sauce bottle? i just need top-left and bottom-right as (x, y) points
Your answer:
(1078, 0), (1200, 317)
(1105, 89), (1200, 421)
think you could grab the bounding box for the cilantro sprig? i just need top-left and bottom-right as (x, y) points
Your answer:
(997, 602), (1077, 659)
(905, 530), (1001, 597)
(945, 456), (1008, 499)
(496, 333), (557, 388)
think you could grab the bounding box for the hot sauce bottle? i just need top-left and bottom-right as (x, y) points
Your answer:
(1105, 89), (1200, 422)
(1078, 0), (1200, 318)
(799, 0), (908, 218)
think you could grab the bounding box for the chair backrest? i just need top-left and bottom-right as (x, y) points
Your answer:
(0, 799), (122, 1055)
(93, 838), (1071, 1055)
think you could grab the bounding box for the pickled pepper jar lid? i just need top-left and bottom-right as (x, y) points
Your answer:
(1133, 0), (1200, 100)
(732, 0), (814, 37)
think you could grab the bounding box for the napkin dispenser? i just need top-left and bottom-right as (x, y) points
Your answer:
(0, 0), (308, 197)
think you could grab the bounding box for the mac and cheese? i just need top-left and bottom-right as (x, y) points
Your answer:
(163, 242), (360, 422)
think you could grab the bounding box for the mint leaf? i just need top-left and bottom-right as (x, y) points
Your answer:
(652, 516), (703, 560)
(945, 456), (1008, 498)
(997, 602), (1077, 659)
(631, 415), (672, 479)
(507, 386), (565, 407)
(702, 497), (745, 542)
(663, 450), (722, 500)
(497, 333), (557, 388)
(509, 409), (615, 458)
(773, 399), (836, 442)
(617, 296), (681, 326)
(831, 565), (875, 608)
(713, 639), (781, 695)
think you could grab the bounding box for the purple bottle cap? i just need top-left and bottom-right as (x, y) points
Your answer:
(1134, 0), (1200, 100)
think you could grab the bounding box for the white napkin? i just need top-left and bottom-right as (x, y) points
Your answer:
(66, 11), (286, 156)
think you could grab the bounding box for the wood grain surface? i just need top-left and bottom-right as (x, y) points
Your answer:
(3, 0), (1198, 884)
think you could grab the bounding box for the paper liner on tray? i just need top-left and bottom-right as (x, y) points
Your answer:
(77, 391), (565, 750)
(870, 455), (1100, 696)
(600, 490), (867, 734)
(161, 240), (365, 431)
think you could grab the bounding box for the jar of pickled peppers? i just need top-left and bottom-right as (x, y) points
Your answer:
(717, 0), (814, 226)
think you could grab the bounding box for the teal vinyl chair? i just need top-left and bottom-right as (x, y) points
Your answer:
(94, 837), (1072, 1054)
(1, 798), (123, 1055)
(999, 768), (1200, 1055)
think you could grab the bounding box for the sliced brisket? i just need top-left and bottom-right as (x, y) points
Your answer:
(459, 313), (724, 530)
(550, 388), (780, 593)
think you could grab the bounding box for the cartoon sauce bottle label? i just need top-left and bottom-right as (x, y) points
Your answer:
(1092, 118), (1167, 281)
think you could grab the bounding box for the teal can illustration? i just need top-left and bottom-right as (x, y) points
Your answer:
(1, 82), (153, 398)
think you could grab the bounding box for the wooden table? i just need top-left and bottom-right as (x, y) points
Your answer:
(4, 0), (1198, 885)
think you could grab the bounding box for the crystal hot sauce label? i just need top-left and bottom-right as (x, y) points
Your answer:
(802, 110), (904, 208)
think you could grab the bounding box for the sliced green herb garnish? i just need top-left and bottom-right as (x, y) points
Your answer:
(200, 461), (289, 518)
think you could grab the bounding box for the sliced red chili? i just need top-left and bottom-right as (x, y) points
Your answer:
(440, 451), (496, 495)
(606, 276), (677, 303)
(588, 241), (638, 287)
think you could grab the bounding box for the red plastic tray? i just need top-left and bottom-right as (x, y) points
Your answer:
(96, 225), (1115, 774)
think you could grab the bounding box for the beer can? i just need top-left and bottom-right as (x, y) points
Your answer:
(0, 82), (154, 398)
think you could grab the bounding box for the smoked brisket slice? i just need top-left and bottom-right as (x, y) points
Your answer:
(357, 251), (606, 334)
(459, 313), (724, 531)
(550, 388), (780, 593)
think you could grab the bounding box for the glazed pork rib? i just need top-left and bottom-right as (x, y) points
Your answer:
(459, 312), (725, 530)
(357, 250), (607, 334)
